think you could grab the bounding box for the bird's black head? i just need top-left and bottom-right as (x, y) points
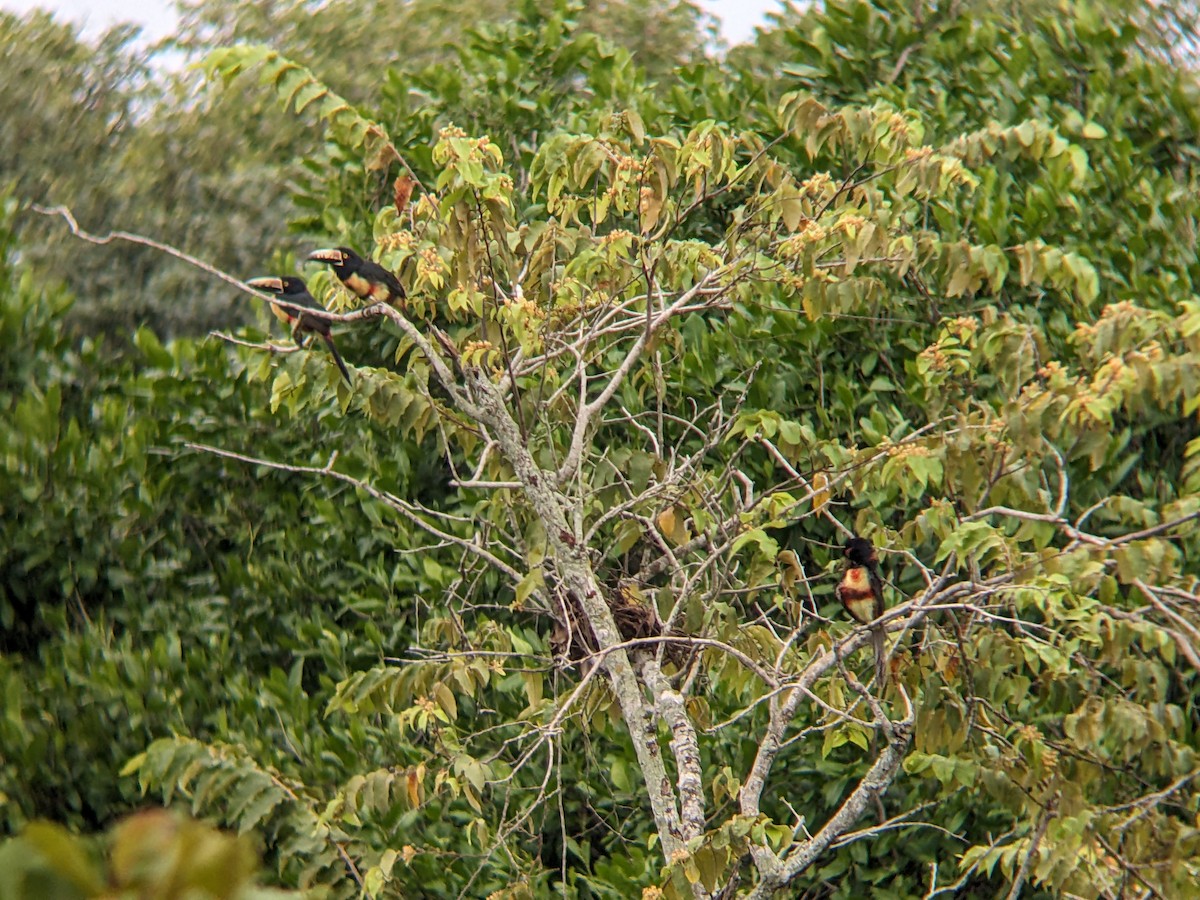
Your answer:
(844, 536), (877, 567)
(277, 275), (309, 298)
(308, 247), (362, 272)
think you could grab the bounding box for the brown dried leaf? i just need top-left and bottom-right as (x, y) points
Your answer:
(393, 174), (417, 215)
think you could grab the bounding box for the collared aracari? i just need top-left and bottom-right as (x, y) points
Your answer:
(307, 247), (406, 308)
(835, 536), (886, 684)
(247, 275), (353, 387)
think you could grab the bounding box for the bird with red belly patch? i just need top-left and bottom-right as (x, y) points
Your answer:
(308, 247), (406, 309)
(835, 536), (886, 684)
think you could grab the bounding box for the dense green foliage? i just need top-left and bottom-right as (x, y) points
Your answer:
(0, 204), (417, 834)
(3, 1), (1200, 898)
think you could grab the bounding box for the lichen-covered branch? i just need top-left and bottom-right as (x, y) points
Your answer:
(459, 367), (691, 856)
(640, 657), (706, 842)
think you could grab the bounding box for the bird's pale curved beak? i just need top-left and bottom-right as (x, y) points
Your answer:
(307, 249), (344, 264)
(246, 276), (284, 293)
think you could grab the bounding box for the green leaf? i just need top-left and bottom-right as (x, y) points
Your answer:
(20, 822), (103, 895)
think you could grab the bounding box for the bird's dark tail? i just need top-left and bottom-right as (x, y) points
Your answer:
(872, 625), (886, 687)
(321, 333), (354, 387)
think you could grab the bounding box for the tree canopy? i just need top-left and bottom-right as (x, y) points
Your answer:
(2, 1), (1199, 898)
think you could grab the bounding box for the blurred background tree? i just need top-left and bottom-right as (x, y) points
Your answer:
(1, 0), (715, 337)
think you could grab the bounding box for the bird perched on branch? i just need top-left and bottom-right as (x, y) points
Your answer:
(835, 536), (886, 684)
(247, 275), (353, 387)
(308, 246), (406, 309)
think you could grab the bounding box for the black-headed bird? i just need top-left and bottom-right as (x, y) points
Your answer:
(247, 275), (353, 387)
(835, 536), (886, 684)
(308, 246), (406, 308)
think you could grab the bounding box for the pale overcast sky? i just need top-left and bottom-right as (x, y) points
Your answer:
(0, 0), (784, 45)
